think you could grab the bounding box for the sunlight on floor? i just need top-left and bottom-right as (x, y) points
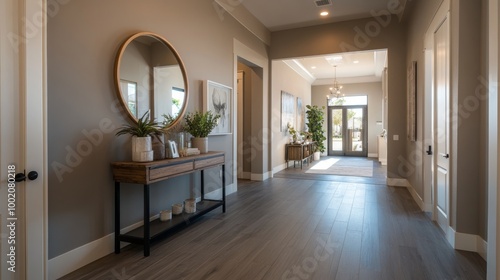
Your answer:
(309, 158), (340, 170)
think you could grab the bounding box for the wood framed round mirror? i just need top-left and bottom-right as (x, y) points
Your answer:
(114, 31), (188, 129)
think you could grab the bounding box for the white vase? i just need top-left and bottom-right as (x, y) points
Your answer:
(191, 137), (208, 154)
(313, 151), (321, 161)
(132, 136), (153, 162)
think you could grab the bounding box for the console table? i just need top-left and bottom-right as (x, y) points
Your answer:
(111, 151), (225, 257)
(285, 142), (316, 169)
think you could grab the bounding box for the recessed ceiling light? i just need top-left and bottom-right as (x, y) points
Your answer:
(320, 11), (329, 17)
(311, 66), (317, 69)
(353, 60), (360, 64)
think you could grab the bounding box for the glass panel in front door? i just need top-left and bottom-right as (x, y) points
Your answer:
(347, 108), (363, 152)
(331, 108), (343, 152)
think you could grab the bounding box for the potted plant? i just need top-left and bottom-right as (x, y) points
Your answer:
(305, 105), (326, 160)
(183, 111), (220, 153)
(287, 123), (298, 143)
(116, 111), (164, 162)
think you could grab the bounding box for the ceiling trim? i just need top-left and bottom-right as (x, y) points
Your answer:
(313, 76), (382, 86)
(283, 60), (316, 84)
(214, 0), (271, 45)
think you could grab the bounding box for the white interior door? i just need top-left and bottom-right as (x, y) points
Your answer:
(1, 0), (47, 279)
(433, 13), (450, 234)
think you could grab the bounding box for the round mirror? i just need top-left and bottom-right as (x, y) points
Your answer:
(114, 32), (188, 129)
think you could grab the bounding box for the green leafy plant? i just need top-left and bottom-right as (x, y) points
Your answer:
(305, 105), (327, 153)
(115, 111), (163, 138)
(287, 123), (298, 142)
(184, 111), (220, 138)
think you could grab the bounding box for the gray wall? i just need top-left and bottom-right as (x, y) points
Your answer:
(405, 0), (486, 238)
(311, 82), (383, 157)
(47, 0), (267, 259)
(270, 18), (407, 178)
(271, 60), (312, 170)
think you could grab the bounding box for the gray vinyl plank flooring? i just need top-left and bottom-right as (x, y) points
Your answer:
(60, 157), (486, 280)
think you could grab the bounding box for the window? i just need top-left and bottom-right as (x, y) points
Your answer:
(328, 95), (367, 106)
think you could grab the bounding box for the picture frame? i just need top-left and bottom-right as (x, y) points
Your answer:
(204, 80), (233, 135)
(407, 61), (417, 141)
(281, 91), (295, 132)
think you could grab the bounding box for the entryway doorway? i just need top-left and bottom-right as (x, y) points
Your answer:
(327, 96), (368, 157)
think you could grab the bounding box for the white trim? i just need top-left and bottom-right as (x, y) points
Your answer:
(487, 0), (500, 278)
(454, 230), (480, 252)
(386, 177), (408, 187)
(49, 182), (235, 279)
(450, 228), (488, 261)
(272, 163), (287, 175)
(367, 153), (378, 158)
(48, 217), (153, 279)
(250, 172), (271, 181)
(406, 181), (433, 212)
(479, 237), (488, 261)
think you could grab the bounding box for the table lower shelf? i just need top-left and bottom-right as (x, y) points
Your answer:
(118, 199), (223, 245)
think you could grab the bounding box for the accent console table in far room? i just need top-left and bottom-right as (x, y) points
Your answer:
(111, 151), (225, 257)
(285, 142), (316, 169)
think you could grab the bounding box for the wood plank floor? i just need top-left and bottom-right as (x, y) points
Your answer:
(60, 159), (486, 280)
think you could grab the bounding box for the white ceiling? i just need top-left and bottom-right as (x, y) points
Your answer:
(241, 0), (401, 84)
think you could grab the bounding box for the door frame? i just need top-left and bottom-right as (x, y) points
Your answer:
(327, 105), (368, 157)
(0, 0), (48, 279)
(424, 0), (451, 239)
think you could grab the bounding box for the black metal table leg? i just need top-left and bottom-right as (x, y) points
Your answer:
(114, 181), (120, 254)
(222, 164), (226, 213)
(200, 169), (205, 200)
(144, 184), (150, 257)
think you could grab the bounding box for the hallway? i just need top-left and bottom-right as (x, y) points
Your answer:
(61, 174), (486, 279)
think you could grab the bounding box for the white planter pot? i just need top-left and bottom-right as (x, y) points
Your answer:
(132, 136), (153, 162)
(313, 151), (321, 161)
(191, 137), (208, 154)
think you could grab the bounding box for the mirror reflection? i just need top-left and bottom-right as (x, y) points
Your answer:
(115, 32), (188, 128)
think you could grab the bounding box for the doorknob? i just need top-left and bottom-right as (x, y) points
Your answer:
(439, 153), (450, 159)
(14, 170), (38, 182)
(426, 145), (432, 155)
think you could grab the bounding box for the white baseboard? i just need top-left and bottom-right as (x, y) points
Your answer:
(49, 183), (236, 279)
(478, 237), (488, 261)
(48, 216), (153, 279)
(272, 163), (287, 175)
(250, 171), (271, 181)
(386, 177), (408, 187)
(406, 182), (425, 211)
(368, 153), (378, 158)
(447, 227), (487, 261)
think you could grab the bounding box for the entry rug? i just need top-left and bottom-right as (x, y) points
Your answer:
(305, 157), (374, 177)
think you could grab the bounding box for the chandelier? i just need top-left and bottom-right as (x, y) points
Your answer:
(329, 65), (343, 99)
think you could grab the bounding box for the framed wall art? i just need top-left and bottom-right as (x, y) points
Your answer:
(281, 91), (295, 132)
(204, 80), (233, 135)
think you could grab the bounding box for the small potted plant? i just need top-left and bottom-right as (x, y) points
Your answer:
(116, 111), (164, 162)
(305, 105), (326, 160)
(287, 123), (298, 143)
(183, 111), (220, 153)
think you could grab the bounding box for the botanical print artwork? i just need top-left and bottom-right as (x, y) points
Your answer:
(205, 80), (232, 135)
